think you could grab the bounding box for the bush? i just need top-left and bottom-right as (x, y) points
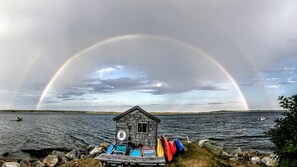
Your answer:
(266, 95), (297, 167)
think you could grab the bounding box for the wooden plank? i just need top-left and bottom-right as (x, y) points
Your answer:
(95, 153), (166, 165)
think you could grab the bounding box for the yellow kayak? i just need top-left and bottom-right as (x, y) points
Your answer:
(156, 138), (164, 157)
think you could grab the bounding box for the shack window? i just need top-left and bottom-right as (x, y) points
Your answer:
(138, 123), (147, 133)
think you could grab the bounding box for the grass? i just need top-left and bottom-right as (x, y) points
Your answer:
(61, 158), (100, 167)
(165, 143), (263, 167)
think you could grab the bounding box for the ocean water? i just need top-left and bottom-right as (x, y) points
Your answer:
(0, 111), (282, 159)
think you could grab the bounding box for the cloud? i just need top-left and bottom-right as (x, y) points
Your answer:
(54, 76), (227, 101)
(267, 85), (280, 89)
(0, 0), (297, 110)
(287, 78), (297, 84)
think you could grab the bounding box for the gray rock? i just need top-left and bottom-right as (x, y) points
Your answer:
(77, 148), (88, 156)
(87, 145), (95, 152)
(198, 139), (209, 147)
(251, 157), (261, 164)
(43, 155), (58, 167)
(65, 149), (81, 160)
(31, 161), (44, 167)
(262, 154), (278, 167)
(61, 157), (69, 164)
(230, 147), (243, 156)
(52, 151), (65, 160)
(202, 142), (224, 156)
(2, 162), (21, 167)
(89, 146), (104, 157)
(100, 142), (110, 150)
(19, 159), (31, 167)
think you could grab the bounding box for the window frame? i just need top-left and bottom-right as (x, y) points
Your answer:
(137, 122), (148, 133)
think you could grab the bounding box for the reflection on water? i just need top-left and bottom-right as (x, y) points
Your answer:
(0, 111), (282, 159)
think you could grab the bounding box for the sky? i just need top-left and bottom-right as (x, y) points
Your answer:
(0, 0), (296, 112)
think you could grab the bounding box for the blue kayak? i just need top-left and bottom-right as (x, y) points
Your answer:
(113, 144), (127, 155)
(174, 139), (185, 152)
(129, 149), (141, 157)
(106, 144), (115, 154)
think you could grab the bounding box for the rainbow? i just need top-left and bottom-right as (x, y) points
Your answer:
(10, 50), (43, 108)
(36, 34), (249, 110)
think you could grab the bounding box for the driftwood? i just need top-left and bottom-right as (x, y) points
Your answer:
(95, 153), (166, 166)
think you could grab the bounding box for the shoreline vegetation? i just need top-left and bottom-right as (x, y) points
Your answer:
(0, 109), (284, 115)
(0, 140), (277, 167)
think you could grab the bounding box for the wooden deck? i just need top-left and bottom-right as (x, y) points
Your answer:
(95, 153), (166, 167)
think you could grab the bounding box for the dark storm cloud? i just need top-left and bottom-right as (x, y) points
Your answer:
(88, 77), (226, 94)
(54, 76), (226, 101)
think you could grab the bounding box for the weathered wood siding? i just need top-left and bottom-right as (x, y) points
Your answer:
(115, 109), (158, 146)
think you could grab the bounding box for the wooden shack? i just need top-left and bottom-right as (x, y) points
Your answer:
(113, 106), (161, 147)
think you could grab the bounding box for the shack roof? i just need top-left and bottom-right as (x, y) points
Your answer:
(113, 106), (161, 123)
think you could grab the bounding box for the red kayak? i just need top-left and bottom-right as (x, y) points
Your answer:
(168, 140), (177, 155)
(161, 135), (173, 162)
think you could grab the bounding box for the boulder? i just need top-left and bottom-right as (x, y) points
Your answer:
(77, 148), (88, 156)
(251, 157), (261, 164)
(89, 147), (104, 157)
(198, 139), (209, 147)
(202, 141), (224, 156)
(261, 154), (278, 167)
(100, 142), (110, 150)
(43, 155), (58, 167)
(87, 145), (95, 152)
(31, 161), (44, 167)
(61, 157), (69, 164)
(2, 162), (21, 167)
(230, 147), (243, 156)
(65, 149), (81, 160)
(51, 151), (65, 161)
(19, 159), (31, 167)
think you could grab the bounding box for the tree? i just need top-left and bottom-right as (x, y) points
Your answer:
(266, 95), (297, 167)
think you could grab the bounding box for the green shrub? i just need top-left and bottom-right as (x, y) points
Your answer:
(266, 95), (297, 167)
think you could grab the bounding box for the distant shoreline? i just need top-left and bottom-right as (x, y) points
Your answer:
(0, 109), (284, 115)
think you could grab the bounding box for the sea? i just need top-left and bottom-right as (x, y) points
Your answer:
(0, 111), (283, 159)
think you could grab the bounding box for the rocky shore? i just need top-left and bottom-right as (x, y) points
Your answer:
(197, 139), (278, 167)
(1, 140), (278, 167)
(1, 142), (109, 167)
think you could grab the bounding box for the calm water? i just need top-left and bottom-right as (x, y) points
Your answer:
(0, 111), (282, 159)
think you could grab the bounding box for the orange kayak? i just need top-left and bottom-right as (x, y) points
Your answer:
(168, 140), (177, 155)
(161, 135), (173, 162)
